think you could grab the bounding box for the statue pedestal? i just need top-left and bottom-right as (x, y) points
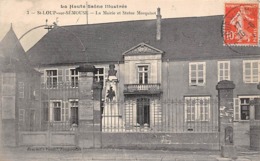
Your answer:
(102, 76), (124, 132)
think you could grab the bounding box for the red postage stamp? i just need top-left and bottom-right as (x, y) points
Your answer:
(224, 3), (258, 46)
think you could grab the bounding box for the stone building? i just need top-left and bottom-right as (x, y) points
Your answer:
(26, 9), (260, 149)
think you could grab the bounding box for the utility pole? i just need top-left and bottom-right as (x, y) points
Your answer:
(86, 1), (88, 25)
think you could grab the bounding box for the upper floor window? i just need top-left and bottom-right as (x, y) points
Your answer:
(46, 70), (58, 88)
(19, 109), (25, 123)
(70, 69), (79, 88)
(218, 61), (230, 82)
(138, 66), (148, 84)
(65, 68), (79, 88)
(243, 60), (260, 83)
(185, 96), (210, 122)
(189, 62), (206, 86)
(94, 68), (104, 86)
(2, 73), (15, 85)
(18, 82), (24, 98)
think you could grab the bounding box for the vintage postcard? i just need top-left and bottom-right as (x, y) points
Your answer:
(0, 0), (260, 161)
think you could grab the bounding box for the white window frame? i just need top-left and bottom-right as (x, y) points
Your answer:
(189, 62), (206, 86)
(184, 96), (211, 122)
(243, 60), (260, 83)
(94, 67), (105, 86)
(234, 95), (260, 121)
(45, 69), (58, 88)
(70, 68), (79, 88)
(218, 61), (230, 82)
(137, 65), (149, 84)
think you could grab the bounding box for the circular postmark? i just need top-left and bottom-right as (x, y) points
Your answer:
(222, 3), (258, 53)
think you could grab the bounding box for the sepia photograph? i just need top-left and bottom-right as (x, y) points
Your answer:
(0, 0), (260, 160)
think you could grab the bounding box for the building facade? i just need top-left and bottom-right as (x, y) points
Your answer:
(0, 27), (41, 146)
(26, 9), (260, 148)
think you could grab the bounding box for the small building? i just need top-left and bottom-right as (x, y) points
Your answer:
(0, 26), (41, 146)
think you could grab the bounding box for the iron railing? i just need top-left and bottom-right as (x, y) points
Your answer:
(102, 98), (219, 133)
(124, 83), (161, 94)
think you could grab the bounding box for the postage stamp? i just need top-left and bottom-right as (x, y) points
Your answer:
(224, 3), (258, 46)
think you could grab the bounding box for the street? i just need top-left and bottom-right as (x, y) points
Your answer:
(0, 147), (259, 161)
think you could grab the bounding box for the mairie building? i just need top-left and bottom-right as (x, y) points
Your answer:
(1, 9), (260, 149)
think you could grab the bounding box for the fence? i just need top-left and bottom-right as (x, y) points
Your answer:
(102, 98), (219, 133)
(18, 82), (219, 133)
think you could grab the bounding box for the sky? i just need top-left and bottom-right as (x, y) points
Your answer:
(0, 0), (257, 51)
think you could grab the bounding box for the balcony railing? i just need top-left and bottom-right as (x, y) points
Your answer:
(124, 83), (162, 95)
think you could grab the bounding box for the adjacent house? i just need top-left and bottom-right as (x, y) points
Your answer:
(0, 26), (41, 146)
(26, 9), (260, 148)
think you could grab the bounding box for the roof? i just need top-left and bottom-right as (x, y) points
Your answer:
(27, 15), (260, 66)
(0, 26), (40, 74)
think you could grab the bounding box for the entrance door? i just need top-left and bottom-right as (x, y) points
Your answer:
(137, 98), (150, 126)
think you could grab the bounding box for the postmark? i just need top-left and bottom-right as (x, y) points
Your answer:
(224, 3), (258, 46)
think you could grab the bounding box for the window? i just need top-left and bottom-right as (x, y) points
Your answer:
(218, 61), (230, 81)
(46, 70), (58, 88)
(137, 98), (150, 126)
(65, 68), (79, 88)
(70, 69), (79, 88)
(94, 68), (104, 86)
(243, 60), (260, 83)
(189, 62), (206, 86)
(52, 101), (61, 121)
(185, 96), (210, 122)
(138, 66), (148, 84)
(19, 109), (25, 123)
(18, 82), (24, 98)
(70, 99), (79, 125)
(2, 73), (15, 85)
(234, 96), (260, 121)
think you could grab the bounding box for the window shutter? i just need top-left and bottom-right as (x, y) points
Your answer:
(203, 62), (206, 84)
(62, 101), (69, 121)
(58, 69), (63, 83)
(39, 69), (45, 84)
(233, 98), (240, 121)
(189, 64), (192, 84)
(49, 102), (53, 121)
(65, 69), (70, 82)
(104, 66), (109, 80)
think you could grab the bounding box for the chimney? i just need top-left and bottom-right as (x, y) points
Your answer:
(156, 8), (162, 41)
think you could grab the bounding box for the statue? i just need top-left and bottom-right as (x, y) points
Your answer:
(106, 86), (115, 101)
(108, 64), (117, 77)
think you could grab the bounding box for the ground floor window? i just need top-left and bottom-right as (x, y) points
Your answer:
(70, 99), (79, 125)
(234, 96), (260, 121)
(184, 96), (210, 122)
(53, 102), (61, 121)
(136, 98), (150, 127)
(240, 98), (250, 120)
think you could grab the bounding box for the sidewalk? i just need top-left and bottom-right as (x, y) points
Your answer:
(0, 147), (259, 161)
